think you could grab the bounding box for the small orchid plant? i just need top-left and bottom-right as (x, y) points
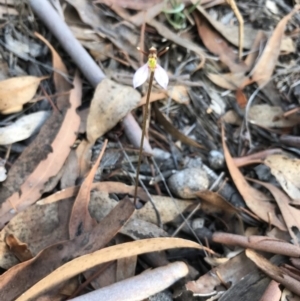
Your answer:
(132, 46), (169, 205)
(133, 46), (169, 89)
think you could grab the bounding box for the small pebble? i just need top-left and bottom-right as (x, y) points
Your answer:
(153, 148), (171, 160)
(192, 218), (205, 230)
(208, 150), (225, 170)
(168, 167), (209, 199)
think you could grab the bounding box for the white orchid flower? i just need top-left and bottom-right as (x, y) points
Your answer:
(133, 47), (169, 89)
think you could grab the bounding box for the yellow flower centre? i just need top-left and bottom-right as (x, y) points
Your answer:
(148, 57), (157, 72)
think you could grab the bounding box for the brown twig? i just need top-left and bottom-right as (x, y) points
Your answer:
(133, 71), (155, 206)
(226, 0), (244, 60)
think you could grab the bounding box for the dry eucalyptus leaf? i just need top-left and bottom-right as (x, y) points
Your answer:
(86, 78), (140, 144)
(17, 238), (206, 301)
(249, 104), (300, 128)
(0, 111), (50, 145)
(186, 252), (256, 295)
(222, 126), (286, 230)
(0, 76), (47, 114)
(207, 72), (251, 90)
(251, 6), (300, 87)
(264, 154), (300, 200)
(250, 178), (300, 246)
(222, 110), (242, 126)
(0, 189), (169, 270)
(167, 85), (189, 105)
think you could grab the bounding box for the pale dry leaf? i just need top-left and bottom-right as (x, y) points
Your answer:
(251, 6), (300, 87)
(135, 194), (195, 224)
(167, 85), (190, 105)
(16, 238), (210, 301)
(222, 110), (242, 125)
(249, 104), (300, 128)
(264, 154), (300, 201)
(60, 149), (80, 189)
(0, 111), (50, 145)
(249, 178), (300, 246)
(207, 72), (251, 90)
(69, 25), (103, 42)
(0, 5), (18, 17)
(137, 91), (166, 107)
(281, 36), (296, 53)
(0, 76), (47, 114)
(86, 78), (140, 144)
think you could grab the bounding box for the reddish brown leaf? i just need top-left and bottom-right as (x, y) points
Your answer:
(246, 249), (300, 296)
(235, 89), (247, 108)
(232, 149), (283, 168)
(69, 140), (108, 239)
(213, 233), (300, 257)
(194, 14), (247, 73)
(260, 280), (281, 301)
(222, 125), (286, 230)
(5, 234), (33, 262)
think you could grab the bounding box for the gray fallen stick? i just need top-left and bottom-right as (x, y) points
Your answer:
(28, 0), (151, 152)
(70, 261), (188, 301)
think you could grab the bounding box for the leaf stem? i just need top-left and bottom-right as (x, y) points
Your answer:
(133, 71), (155, 206)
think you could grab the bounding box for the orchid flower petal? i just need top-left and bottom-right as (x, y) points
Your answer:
(154, 64), (169, 89)
(133, 63), (149, 88)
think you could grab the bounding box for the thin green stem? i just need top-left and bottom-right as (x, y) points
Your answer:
(133, 71), (155, 207)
